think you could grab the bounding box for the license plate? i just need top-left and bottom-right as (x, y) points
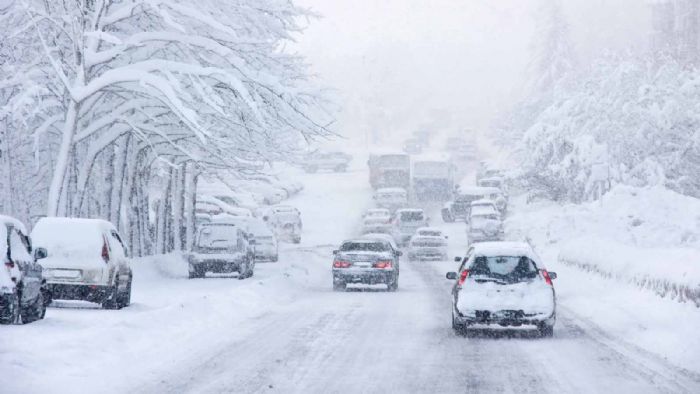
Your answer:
(354, 262), (372, 268)
(53, 269), (81, 279)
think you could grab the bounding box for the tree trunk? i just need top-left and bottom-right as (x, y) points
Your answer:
(47, 100), (79, 216)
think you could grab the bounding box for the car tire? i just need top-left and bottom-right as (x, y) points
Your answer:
(101, 280), (120, 310)
(238, 260), (251, 280)
(333, 281), (346, 292)
(538, 323), (554, 338)
(441, 210), (455, 223)
(188, 265), (204, 279)
(271, 255), (279, 262)
(0, 294), (20, 325)
(20, 292), (45, 324)
(452, 309), (466, 335)
(387, 275), (399, 292)
(118, 277), (132, 308)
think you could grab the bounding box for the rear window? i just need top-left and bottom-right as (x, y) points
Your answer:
(340, 242), (389, 252)
(400, 211), (424, 221)
(418, 230), (441, 237)
(469, 256), (538, 282)
(197, 225), (240, 249)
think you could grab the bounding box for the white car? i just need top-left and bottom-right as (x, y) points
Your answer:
(407, 227), (448, 261)
(263, 205), (302, 244)
(373, 188), (408, 212)
(247, 218), (279, 262)
(447, 242), (557, 337)
(32, 218), (133, 309)
(392, 208), (429, 246)
(303, 151), (352, 173)
(469, 199), (500, 218)
(467, 212), (504, 244)
(361, 208), (392, 234)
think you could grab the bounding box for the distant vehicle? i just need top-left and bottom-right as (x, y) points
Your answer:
(0, 216), (50, 324)
(331, 239), (401, 292)
(407, 227), (448, 261)
(373, 188), (408, 212)
(478, 176), (509, 200)
(247, 218), (278, 262)
(467, 212), (504, 244)
(476, 163), (504, 182)
(368, 153), (411, 189)
(361, 208), (392, 234)
(442, 186), (505, 222)
(303, 151), (352, 173)
(263, 205), (302, 244)
(447, 242), (557, 337)
(32, 218), (132, 309)
(402, 138), (423, 154)
(209, 215), (261, 260)
(445, 137), (466, 151)
(412, 158), (454, 202)
(392, 208), (429, 246)
(187, 222), (255, 279)
(469, 199), (500, 218)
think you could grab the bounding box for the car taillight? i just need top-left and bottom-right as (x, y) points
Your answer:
(373, 260), (393, 269)
(101, 238), (110, 263)
(458, 270), (469, 286)
(333, 261), (351, 268)
(541, 269), (553, 286)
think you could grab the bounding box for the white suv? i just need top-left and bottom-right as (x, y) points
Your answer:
(31, 218), (133, 309)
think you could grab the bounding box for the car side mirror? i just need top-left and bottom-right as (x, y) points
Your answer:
(549, 272), (557, 280)
(446, 272), (457, 280)
(454, 256), (462, 262)
(332, 250), (339, 255)
(34, 247), (48, 260)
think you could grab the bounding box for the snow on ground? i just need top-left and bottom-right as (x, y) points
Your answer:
(2, 157), (700, 393)
(506, 185), (700, 375)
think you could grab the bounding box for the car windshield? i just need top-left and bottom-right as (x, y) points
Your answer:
(340, 241), (389, 252)
(470, 256), (538, 282)
(400, 211), (424, 221)
(418, 230), (441, 237)
(197, 225), (239, 249)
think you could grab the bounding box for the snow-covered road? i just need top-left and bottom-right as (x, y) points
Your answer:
(3, 166), (699, 393)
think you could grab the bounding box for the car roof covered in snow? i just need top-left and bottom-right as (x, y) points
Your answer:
(375, 187), (407, 194)
(0, 215), (28, 234)
(471, 199), (496, 206)
(396, 208), (424, 213)
(361, 233), (398, 249)
(31, 218), (118, 265)
(416, 227), (442, 234)
(470, 242), (540, 261)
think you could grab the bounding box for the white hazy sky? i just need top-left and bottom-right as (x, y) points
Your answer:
(292, 0), (649, 145)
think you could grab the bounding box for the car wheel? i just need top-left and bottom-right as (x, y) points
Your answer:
(387, 275), (398, 292)
(20, 292), (45, 324)
(333, 281), (346, 292)
(118, 278), (132, 308)
(188, 265), (204, 279)
(101, 280), (120, 310)
(271, 255), (279, 262)
(538, 323), (554, 338)
(451, 309), (465, 334)
(238, 261), (250, 280)
(0, 294), (20, 325)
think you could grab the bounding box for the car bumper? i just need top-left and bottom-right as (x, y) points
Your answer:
(408, 248), (446, 260)
(47, 283), (110, 303)
(454, 306), (555, 327)
(333, 269), (395, 285)
(190, 259), (243, 274)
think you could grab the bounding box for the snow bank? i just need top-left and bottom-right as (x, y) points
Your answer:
(507, 185), (700, 306)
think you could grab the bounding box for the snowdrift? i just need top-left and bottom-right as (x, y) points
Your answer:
(507, 185), (700, 306)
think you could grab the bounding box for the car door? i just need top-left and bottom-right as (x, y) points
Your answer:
(8, 227), (40, 304)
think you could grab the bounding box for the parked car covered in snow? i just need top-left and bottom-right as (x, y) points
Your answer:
(478, 176), (508, 201)
(187, 221), (256, 279)
(407, 227), (448, 261)
(373, 187), (408, 212)
(332, 239), (401, 292)
(361, 208), (392, 234)
(469, 199), (500, 218)
(0, 215), (50, 324)
(247, 218), (278, 262)
(467, 212), (504, 244)
(303, 151), (352, 173)
(32, 218), (132, 309)
(392, 208), (429, 246)
(263, 205), (302, 244)
(447, 242), (557, 337)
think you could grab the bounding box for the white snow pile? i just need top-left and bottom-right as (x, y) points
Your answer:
(507, 185), (700, 306)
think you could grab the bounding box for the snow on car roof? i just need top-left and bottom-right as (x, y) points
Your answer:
(0, 214), (28, 234)
(396, 208), (424, 213)
(31, 218), (117, 262)
(470, 242), (538, 260)
(471, 199), (496, 206)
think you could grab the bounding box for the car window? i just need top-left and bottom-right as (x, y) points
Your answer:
(469, 256), (538, 282)
(340, 242), (389, 252)
(110, 230), (128, 258)
(9, 228), (32, 263)
(197, 224), (238, 249)
(400, 211), (424, 221)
